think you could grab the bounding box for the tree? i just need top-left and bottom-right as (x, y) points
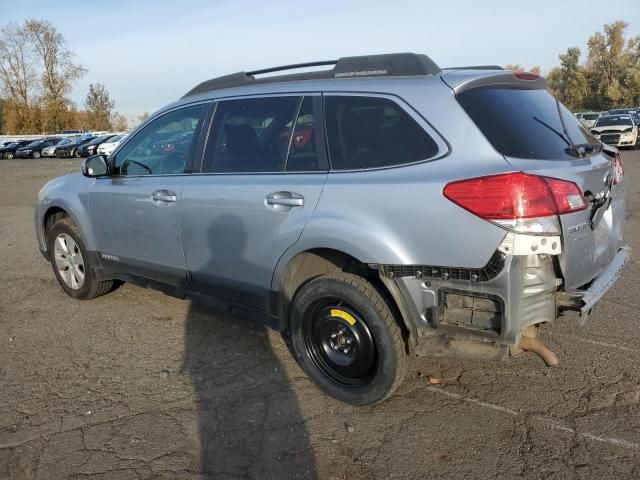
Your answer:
(138, 111), (149, 123)
(24, 19), (86, 132)
(85, 83), (114, 130)
(0, 22), (38, 133)
(0, 97), (5, 133)
(556, 47), (588, 110)
(585, 21), (640, 109)
(111, 111), (128, 131)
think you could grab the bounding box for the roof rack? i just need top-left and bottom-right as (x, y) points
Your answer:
(442, 65), (504, 70)
(182, 53), (441, 98)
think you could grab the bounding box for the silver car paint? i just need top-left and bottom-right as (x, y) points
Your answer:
(35, 71), (628, 351)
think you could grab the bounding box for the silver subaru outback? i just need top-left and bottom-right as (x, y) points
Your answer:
(35, 53), (629, 405)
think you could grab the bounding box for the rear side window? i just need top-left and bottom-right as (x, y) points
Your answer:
(457, 87), (599, 160)
(325, 96), (439, 170)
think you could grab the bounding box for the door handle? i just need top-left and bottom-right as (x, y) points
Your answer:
(266, 192), (304, 208)
(152, 190), (177, 203)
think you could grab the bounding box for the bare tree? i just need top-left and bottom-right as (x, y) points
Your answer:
(138, 111), (149, 123)
(0, 22), (38, 132)
(111, 111), (128, 131)
(24, 19), (86, 132)
(85, 83), (114, 130)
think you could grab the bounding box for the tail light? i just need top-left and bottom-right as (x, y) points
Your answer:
(443, 172), (587, 234)
(613, 153), (624, 185)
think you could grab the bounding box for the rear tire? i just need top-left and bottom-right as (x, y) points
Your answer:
(290, 273), (407, 405)
(32, 151), (41, 159)
(6, 152), (13, 159)
(48, 217), (114, 299)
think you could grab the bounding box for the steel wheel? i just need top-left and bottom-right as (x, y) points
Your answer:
(302, 300), (377, 388)
(53, 233), (85, 289)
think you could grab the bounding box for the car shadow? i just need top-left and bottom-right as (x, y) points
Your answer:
(182, 215), (316, 479)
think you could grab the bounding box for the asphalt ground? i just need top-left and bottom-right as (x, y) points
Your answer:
(1, 150), (640, 479)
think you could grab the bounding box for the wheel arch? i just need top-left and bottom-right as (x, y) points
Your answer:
(271, 246), (417, 347)
(39, 201), (94, 256)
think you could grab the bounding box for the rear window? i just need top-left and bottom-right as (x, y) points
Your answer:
(583, 113), (599, 120)
(457, 87), (599, 160)
(325, 96), (439, 170)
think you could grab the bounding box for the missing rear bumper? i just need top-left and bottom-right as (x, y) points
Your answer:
(557, 246), (630, 326)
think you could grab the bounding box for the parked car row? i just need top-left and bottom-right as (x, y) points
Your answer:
(574, 108), (640, 148)
(0, 132), (128, 159)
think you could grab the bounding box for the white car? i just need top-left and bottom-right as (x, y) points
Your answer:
(576, 111), (601, 129)
(97, 134), (126, 156)
(590, 115), (639, 148)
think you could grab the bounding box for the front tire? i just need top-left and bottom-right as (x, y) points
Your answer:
(48, 217), (114, 299)
(73, 149), (80, 158)
(290, 273), (407, 405)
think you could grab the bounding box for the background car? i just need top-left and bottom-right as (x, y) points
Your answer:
(591, 114), (639, 148)
(576, 111), (601, 128)
(77, 134), (119, 157)
(55, 136), (95, 158)
(97, 134), (126, 156)
(0, 140), (33, 159)
(608, 108), (640, 125)
(42, 137), (76, 157)
(15, 137), (62, 159)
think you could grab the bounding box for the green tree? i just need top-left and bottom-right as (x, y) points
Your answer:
(557, 47), (588, 110)
(586, 21), (640, 109)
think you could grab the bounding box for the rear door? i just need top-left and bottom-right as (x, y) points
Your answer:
(180, 95), (328, 311)
(456, 84), (625, 289)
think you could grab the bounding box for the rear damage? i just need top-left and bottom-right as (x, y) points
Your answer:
(381, 68), (630, 364)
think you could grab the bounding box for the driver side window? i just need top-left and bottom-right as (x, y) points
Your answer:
(114, 104), (207, 176)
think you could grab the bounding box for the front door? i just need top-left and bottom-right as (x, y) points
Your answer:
(180, 95), (328, 311)
(89, 103), (209, 286)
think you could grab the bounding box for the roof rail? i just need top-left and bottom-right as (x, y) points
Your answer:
(182, 52), (441, 98)
(442, 65), (504, 70)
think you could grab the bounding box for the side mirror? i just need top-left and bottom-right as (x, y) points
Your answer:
(81, 154), (109, 177)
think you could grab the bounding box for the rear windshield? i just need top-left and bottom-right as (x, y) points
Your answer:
(595, 116), (633, 127)
(457, 86), (599, 160)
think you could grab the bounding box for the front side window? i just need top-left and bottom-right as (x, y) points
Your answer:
(203, 96), (301, 173)
(325, 95), (439, 170)
(114, 104), (206, 176)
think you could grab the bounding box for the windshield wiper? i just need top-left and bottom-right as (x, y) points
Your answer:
(533, 116), (571, 146)
(553, 95), (596, 158)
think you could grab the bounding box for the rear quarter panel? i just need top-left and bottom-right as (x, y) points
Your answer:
(276, 78), (515, 278)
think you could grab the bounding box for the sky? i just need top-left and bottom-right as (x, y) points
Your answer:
(1, 0), (639, 118)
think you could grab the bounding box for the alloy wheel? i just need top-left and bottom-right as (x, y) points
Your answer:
(53, 233), (85, 289)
